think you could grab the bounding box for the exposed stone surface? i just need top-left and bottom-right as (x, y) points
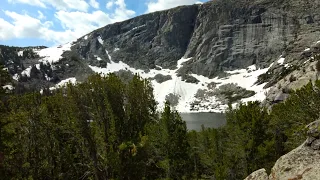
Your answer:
(244, 169), (268, 180)
(245, 120), (320, 180)
(152, 74), (172, 83)
(71, 0), (320, 78)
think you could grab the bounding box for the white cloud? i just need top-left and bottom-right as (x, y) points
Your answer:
(0, 0), (136, 45)
(44, 0), (90, 11)
(0, 18), (15, 40)
(146, 0), (202, 13)
(106, 1), (114, 9)
(3, 11), (47, 38)
(7, 0), (46, 8)
(111, 0), (135, 21)
(37, 10), (46, 19)
(54, 10), (113, 38)
(89, 0), (99, 9)
(7, 0), (90, 12)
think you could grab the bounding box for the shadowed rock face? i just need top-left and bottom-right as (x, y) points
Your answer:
(71, 0), (320, 78)
(244, 120), (320, 180)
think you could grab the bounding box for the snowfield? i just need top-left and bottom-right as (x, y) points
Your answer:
(16, 40), (272, 113)
(35, 42), (72, 64)
(88, 49), (272, 113)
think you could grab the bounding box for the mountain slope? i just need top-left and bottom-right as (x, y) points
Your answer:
(1, 0), (320, 112)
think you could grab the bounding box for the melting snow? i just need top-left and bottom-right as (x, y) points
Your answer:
(88, 50), (271, 113)
(21, 66), (32, 77)
(49, 77), (77, 91)
(132, 25), (146, 31)
(13, 74), (19, 81)
(97, 36), (104, 45)
(17, 51), (23, 56)
(2, 85), (13, 90)
(94, 55), (102, 61)
(36, 42), (72, 64)
(277, 57), (285, 65)
(106, 50), (112, 61)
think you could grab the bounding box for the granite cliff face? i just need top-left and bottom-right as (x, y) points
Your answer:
(73, 0), (320, 77)
(1, 0), (320, 111)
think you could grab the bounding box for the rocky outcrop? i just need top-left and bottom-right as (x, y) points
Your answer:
(245, 120), (320, 180)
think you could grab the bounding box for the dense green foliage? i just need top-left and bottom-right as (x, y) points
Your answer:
(0, 72), (191, 179)
(1, 66), (320, 179)
(188, 80), (320, 179)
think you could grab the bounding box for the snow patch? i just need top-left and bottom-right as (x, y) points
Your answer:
(304, 48), (310, 52)
(17, 51), (23, 56)
(84, 35), (88, 40)
(132, 25), (146, 31)
(94, 55), (102, 61)
(21, 66), (32, 77)
(106, 50), (112, 61)
(13, 74), (19, 81)
(3, 85), (13, 90)
(49, 77), (77, 91)
(277, 57), (285, 65)
(88, 42), (271, 113)
(114, 48), (120, 52)
(36, 42), (72, 64)
(97, 36), (104, 45)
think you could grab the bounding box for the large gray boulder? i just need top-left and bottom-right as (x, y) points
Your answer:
(245, 120), (320, 180)
(244, 169), (269, 180)
(269, 120), (320, 180)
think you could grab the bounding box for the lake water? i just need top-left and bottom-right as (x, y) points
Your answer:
(180, 112), (226, 131)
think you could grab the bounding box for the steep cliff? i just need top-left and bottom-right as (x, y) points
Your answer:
(1, 0), (320, 111)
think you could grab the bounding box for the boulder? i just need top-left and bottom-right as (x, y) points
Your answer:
(245, 120), (320, 180)
(244, 169), (269, 180)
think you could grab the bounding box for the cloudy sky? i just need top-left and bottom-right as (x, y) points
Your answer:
(0, 0), (207, 47)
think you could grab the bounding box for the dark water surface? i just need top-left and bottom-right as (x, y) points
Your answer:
(180, 113), (226, 131)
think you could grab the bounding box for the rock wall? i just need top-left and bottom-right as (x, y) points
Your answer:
(72, 0), (320, 78)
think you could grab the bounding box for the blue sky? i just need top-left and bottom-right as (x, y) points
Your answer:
(0, 0), (207, 47)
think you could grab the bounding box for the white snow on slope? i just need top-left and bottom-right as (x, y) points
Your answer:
(21, 66), (32, 77)
(88, 49), (271, 113)
(94, 55), (102, 61)
(35, 42), (72, 64)
(2, 85), (13, 90)
(97, 36), (104, 45)
(132, 25), (146, 31)
(18, 51), (23, 56)
(277, 57), (285, 65)
(49, 77), (77, 91)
